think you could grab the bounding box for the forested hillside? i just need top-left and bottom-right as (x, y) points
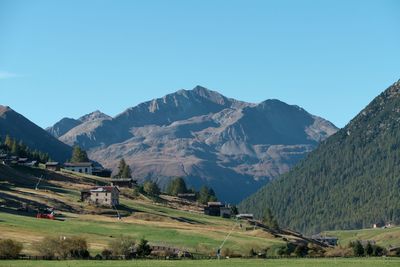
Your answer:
(239, 80), (400, 234)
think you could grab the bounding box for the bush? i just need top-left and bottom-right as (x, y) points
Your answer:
(324, 246), (353, 257)
(35, 236), (89, 259)
(109, 235), (136, 259)
(101, 249), (112, 259)
(136, 238), (152, 257)
(0, 239), (23, 259)
(143, 181), (160, 196)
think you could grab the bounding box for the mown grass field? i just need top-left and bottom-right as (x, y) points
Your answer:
(1, 258), (400, 267)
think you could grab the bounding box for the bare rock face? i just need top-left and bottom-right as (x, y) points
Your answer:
(50, 86), (338, 203)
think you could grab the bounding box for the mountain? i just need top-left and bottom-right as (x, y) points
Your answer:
(50, 86), (337, 203)
(239, 80), (400, 233)
(0, 105), (72, 162)
(46, 110), (111, 138)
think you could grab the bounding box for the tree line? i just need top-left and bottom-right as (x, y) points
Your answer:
(0, 135), (50, 163)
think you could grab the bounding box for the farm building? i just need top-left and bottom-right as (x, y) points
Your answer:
(92, 167), (112, 177)
(204, 202), (224, 216)
(220, 206), (232, 218)
(45, 162), (60, 171)
(311, 235), (338, 246)
(89, 186), (120, 207)
(177, 193), (196, 201)
(236, 214), (254, 220)
(64, 162), (93, 174)
(110, 178), (137, 188)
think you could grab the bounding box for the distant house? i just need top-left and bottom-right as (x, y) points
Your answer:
(204, 202), (224, 217)
(177, 193), (196, 201)
(92, 167), (112, 178)
(64, 162), (93, 174)
(110, 178), (137, 188)
(220, 206), (232, 218)
(312, 235), (338, 246)
(236, 214), (254, 220)
(45, 162), (60, 171)
(373, 223), (384, 229)
(89, 186), (120, 207)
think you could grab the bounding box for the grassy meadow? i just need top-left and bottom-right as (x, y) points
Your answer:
(1, 258), (400, 267)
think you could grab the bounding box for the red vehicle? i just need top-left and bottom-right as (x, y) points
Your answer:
(36, 208), (55, 220)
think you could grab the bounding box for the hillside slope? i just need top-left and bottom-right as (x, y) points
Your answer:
(239, 80), (400, 234)
(50, 86), (337, 203)
(0, 164), (284, 255)
(0, 105), (72, 162)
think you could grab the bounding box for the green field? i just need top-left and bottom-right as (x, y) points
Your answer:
(1, 258), (400, 267)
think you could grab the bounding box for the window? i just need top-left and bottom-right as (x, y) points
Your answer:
(79, 168), (82, 173)
(96, 193), (98, 197)
(105, 192), (108, 196)
(85, 168), (88, 173)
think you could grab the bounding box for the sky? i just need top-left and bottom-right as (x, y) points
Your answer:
(0, 0), (399, 129)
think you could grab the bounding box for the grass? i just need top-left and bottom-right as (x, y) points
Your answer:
(325, 227), (400, 248)
(0, 165), (282, 255)
(0, 258), (400, 267)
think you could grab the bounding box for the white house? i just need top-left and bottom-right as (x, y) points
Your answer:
(64, 162), (93, 174)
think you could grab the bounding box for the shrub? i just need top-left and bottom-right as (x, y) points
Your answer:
(109, 235), (136, 259)
(324, 246), (353, 257)
(35, 236), (89, 259)
(0, 239), (23, 259)
(101, 249), (113, 259)
(136, 238), (152, 257)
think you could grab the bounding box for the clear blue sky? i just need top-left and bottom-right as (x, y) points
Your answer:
(1, 0), (399, 128)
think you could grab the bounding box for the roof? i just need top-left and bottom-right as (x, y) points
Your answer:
(177, 193), (196, 197)
(207, 202), (223, 207)
(64, 162), (93, 167)
(110, 178), (135, 182)
(46, 162), (59, 166)
(90, 186), (120, 193)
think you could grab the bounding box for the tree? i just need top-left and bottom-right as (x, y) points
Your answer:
(109, 235), (136, 259)
(11, 139), (19, 155)
(0, 239), (23, 259)
(4, 135), (12, 148)
(70, 146), (89, 162)
(121, 164), (132, 178)
(136, 238), (152, 257)
(198, 186), (218, 204)
(115, 158), (127, 178)
(353, 241), (364, 257)
(365, 242), (373, 256)
(262, 208), (279, 229)
(166, 177), (187, 196)
(35, 236), (89, 259)
(230, 205), (239, 216)
(143, 181), (160, 196)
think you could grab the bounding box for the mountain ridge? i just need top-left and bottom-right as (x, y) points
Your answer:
(48, 86), (338, 202)
(239, 80), (400, 233)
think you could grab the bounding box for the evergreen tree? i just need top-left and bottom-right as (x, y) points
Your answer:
(143, 181), (160, 196)
(136, 238), (152, 257)
(166, 177), (187, 196)
(115, 158), (127, 178)
(198, 186), (218, 204)
(11, 139), (19, 155)
(353, 241), (364, 257)
(70, 146), (89, 162)
(262, 208), (279, 229)
(121, 164), (132, 178)
(365, 242), (373, 256)
(4, 135), (12, 149)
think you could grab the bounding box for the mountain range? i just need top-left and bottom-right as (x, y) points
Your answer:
(239, 80), (400, 233)
(46, 86), (337, 203)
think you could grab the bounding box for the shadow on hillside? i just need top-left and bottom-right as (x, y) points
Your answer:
(0, 189), (78, 214)
(172, 216), (205, 225)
